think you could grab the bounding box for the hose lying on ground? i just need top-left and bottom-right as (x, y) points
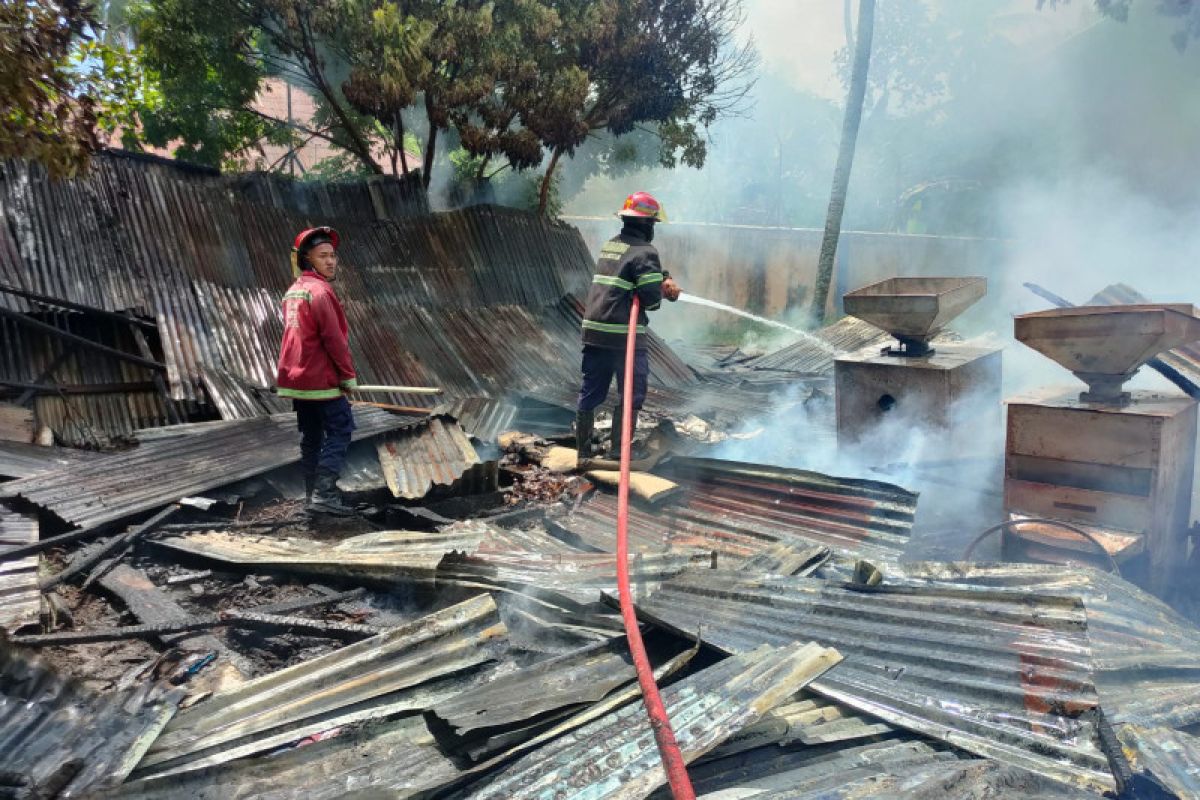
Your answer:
(614, 295), (695, 799)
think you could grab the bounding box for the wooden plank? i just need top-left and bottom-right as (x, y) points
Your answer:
(0, 403), (34, 443)
(99, 564), (251, 691)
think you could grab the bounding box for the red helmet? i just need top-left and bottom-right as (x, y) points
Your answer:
(290, 226), (339, 276)
(617, 192), (667, 222)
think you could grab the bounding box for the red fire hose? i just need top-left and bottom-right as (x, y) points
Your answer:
(615, 295), (696, 799)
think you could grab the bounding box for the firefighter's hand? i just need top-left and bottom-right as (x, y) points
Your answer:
(662, 277), (681, 302)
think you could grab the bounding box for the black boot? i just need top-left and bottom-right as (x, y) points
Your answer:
(609, 405), (647, 461)
(304, 472), (316, 504)
(309, 471), (355, 516)
(575, 410), (595, 459)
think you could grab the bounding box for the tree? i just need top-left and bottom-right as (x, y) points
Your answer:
(810, 0), (876, 325)
(0, 0), (142, 177)
(1039, 1), (1200, 50)
(516, 0), (758, 215)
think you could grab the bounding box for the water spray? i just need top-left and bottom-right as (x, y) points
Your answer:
(676, 292), (836, 354)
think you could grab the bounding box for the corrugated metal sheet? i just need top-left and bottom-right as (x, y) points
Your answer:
(154, 527), (491, 583)
(1117, 724), (1200, 799)
(0, 439), (107, 478)
(438, 550), (714, 605)
(0, 312), (185, 448)
(0, 641), (184, 798)
(460, 641), (842, 800)
(688, 739), (1098, 800)
(0, 507), (38, 632)
(639, 570), (1117, 793)
(440, 397), (521, 442)
(136, 594), (506, 778)
(119, 715), (459, 800)
(426, 637), (642, 750)
(0, 156), (596, 416)
(378, 417), (480, 499)
(705, 694), (894, 762)
(870, 562), (1200, 730)
(550, 457), (915, 563)
(0, 406), (411, 528)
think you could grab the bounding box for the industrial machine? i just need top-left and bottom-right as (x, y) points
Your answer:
(1004, 304), (1200, 592)
(835, 277), (1002, 458)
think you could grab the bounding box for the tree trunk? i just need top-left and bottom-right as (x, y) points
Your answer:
(422, 93), (438, 190)
(810, 0), (876, 325)
(394, 112), (410, 178)
(538, 147), (563, 217)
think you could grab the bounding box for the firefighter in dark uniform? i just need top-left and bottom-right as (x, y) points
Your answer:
(576, 192), (681, 458)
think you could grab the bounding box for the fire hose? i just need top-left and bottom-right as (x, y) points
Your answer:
(615, 295), (695, 799)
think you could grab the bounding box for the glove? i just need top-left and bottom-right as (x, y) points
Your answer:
(662, 276), (681, 302)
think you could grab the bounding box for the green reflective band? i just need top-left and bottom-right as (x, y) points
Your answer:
(636, 273), (664, 287)
(340, 378), (358, 390)
(582, 320), (647, 334)
(283, 290), (312, 302)
(599, 241), (630, 259)
(592, 274), (634, 290)
(276, 386), (343, 399)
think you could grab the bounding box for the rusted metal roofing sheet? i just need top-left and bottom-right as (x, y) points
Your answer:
(136, 594), (506, 778)
(0, 156), (595, 415)
(0, 406), (411, 528)
(1117, 724), (1200, 799)
(746, 316), (883, 374)
(550, 457), (915, 563)
(460, 641), (842, 799)
(377, 416), (480, 498)
(0, 439), (108, 479)
(874, 562), (1200, 730)
(0, 508), (38, 632)
(155, 527), (490, 583)
(639, 570), (1117, 793)
(0, 641), (184, 798)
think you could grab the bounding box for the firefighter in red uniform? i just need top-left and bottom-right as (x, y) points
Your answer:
(276, 226), (357, 516)
(576, 192), (681, 458)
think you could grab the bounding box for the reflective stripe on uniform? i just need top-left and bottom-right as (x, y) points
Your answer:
(635, 272), (663, 287)
(283, 290), (312, 302)
(599, 241), (630, 260)
(582, 319), (647, 334)
(276, 386), (343, 399)
(592, 274), (634, 290)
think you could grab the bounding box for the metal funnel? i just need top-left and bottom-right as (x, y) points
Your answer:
(1015, 304), (1200, 405)
(843, 277), (987, 356)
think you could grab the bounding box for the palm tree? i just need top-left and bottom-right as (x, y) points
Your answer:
(810, 0), (876, 325)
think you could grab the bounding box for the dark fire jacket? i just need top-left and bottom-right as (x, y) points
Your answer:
(581, 227), (667, 350)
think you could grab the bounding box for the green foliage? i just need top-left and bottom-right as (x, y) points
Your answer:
(130, 0), (273, 168)
(125, 0), (754, 198)
(0, 0), (141, 177)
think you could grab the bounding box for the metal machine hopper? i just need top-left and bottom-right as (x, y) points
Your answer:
(835, 277), (1002, 455)
(1005, 304), (1200, 591)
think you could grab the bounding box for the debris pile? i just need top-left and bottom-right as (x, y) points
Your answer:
(4, 405), (1199, 799)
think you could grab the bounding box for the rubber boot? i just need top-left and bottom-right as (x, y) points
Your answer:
(575, 410), (595, 459)
(609, 405), (647, 461)
(309, 471), (355, 517)
(304, 473), (316, 504)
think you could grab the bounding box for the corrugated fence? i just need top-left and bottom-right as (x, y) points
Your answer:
(0, 154), (698, 444)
